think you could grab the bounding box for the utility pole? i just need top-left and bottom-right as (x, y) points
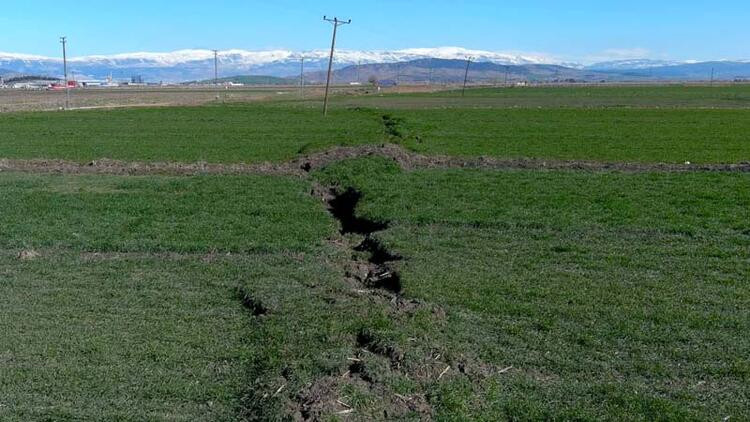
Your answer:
(428, 58), (433, 87)
(462, 56), (473, 97)
(323, 16), (351, 116)
(710, 67), (715, 86)
(356, 60), (361, 84)
(505, 66), (510, 87)
(213, 50), (219, 85)
(396, 62), (401, 91)
(60, 36), (69, 109)
(299, 57), (305, 99)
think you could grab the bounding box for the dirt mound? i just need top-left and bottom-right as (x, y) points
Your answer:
(17, 250), (41, 261)
(2, 145), (749, 177)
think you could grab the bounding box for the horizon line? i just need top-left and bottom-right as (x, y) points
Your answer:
(3, 46), (746, 66)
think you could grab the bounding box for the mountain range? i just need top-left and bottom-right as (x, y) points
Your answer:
(305, 59), (616, 85)
(1, 47), (749, 83)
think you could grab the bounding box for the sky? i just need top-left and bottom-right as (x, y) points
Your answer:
(1, 0), (748, 63)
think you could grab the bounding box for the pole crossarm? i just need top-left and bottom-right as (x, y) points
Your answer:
(324, 16), (352, 25)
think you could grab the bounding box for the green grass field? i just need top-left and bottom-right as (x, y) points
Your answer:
(1, 85), (748, 420)
(0, 105), (383, 163)
(314, 157), (750, 419)
(2, 88), (749, 164)
(396, 108), (750, 163)
(332, 85), (750, 109)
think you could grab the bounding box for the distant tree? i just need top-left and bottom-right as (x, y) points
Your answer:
(368, 75), (379, 87)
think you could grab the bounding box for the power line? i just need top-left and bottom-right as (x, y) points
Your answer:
(60, 36), (69, 109)
(322, 16), (351, 116)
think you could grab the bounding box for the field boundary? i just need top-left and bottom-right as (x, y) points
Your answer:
(2, 144), (749, 177)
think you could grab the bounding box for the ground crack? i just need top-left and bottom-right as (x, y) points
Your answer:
(327, 187), (388, 235)
(320, 185), (405, 298)
(288, 183), (439, 420)
(236, 286), (268, 317)
(382, 114), (406, 139)
(357, 329), (404, 369)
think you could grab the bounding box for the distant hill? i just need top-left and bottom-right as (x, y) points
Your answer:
(0, 47), (556, 83)
(2, 74), (58, 83)
(304, 59), (632, 85)
(193, 75), (293, 85)
(2, 49), (750, 83)
(587, 60), (750, 80)
(585, 59), (684, 70)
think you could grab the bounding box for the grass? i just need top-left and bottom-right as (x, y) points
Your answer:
(0, 173), (332, 252)
(314, 157), (750, 420)
(393, 108), (750, 164)
(2, 91), (750, 165)
(2, 85), (750, 420)
(0, 104), (383, 163)
(332, 84), (750, 109)
(0, 173), (335, 420)
(2, 253), (251, 421)
(197, 75), (292, 85)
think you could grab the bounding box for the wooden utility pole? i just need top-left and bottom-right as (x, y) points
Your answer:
(60, 36), (69, 109)
(213, 50), (219, 85)
(299, 57), (305, 98)
(428, 58), (434, 86)
(396, 62), (401, 92)
(462, 57), (473, 97)
(323, 16), (351, 116)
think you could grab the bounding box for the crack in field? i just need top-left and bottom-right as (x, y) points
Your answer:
(326, 188), (389, 235)
(286, 184), (438, 420)
(381, 114), (406, 139)
(3, 144), (750, 177)
(321, 186), (405, 298)
(236, 286), (269, 317)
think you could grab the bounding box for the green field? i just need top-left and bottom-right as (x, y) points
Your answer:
(396, 108), (750, 163)
(0, 105), (383, 163)
(1, 85), (748, 420)
(314, 158), (750, 419)
(2, 90), (750, 164)
(332, 85), (750, 109)
(204, 75), (292, 85)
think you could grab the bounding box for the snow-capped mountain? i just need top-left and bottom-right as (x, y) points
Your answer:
(585, 59), (686, 70)
(585, 59), (750, 80)
(2, 48), (749, 82)
(0, 47), (558, 82)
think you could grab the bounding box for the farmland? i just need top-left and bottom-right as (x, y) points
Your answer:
(0, 86), (307, 113)
(3, 103), (750, 165)
(1, 85), (748, 420)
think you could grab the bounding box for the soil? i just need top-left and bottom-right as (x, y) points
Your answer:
(3, 144), (748, 177)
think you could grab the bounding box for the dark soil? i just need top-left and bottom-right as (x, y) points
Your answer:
(4, 144), (748, 177)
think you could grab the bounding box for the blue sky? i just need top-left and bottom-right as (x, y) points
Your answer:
(1, 0), (748, 62)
